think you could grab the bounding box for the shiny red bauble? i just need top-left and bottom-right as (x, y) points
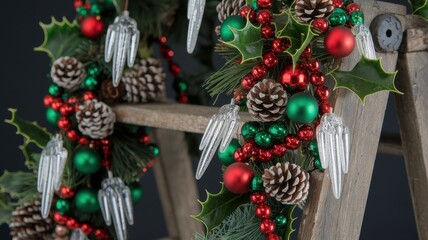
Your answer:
(242, 74), (256, 91)
(298, 125), (314, 141)
(51, 98), (63, 111)
(59, 104), (74, 116)
(80, 16), (104, 39)
(250, 192), (266, 205)
(280, 65), (309, 90)
(258, 148), (273, 162)
(58, 117), (72, 131)
(272, 143), (287, 157)
(66, 129), (79, 141)
(169, 63), (181, 77)
(257, 0), (272, 8)
(305, 60), (321, 72)
(66, 218), (80, 229)
(74, 0), (84, 8)
(261, 24), (275, 39)
(252, 64), (268, 80)
(78, 137), (90, 145)
(310, 72), (326, 86)
(234, 148), (248, 162)
(319, 101), (331, 114)
(267, 234), (281, 240)
(312, 18), (329, 34)
(256, 9), (272, 25)
(83, 91), (97, 100)
(325, 27), (355, 58)
(239, 6), (256, 20)
(223, 162), (254, 194)
(43, 95), (54, 107)
(139, 134), (151, 145)
(346, 3), (361, 14)
(67, 96), (78, 105)
(332, 0), (344, 8)
(315, 86), (330, 101)
(60, 186), (75, 199)
(243, 141), (258, 157)
(272, 38), (290, 53)
(284, 134), (301, 150)
(301, 45), (312, 59)
(54, 212), (68, 224)
(260, 219), (275, 235)
(263, 52), (278, 68)
(255, 204), (272, 219)
(94, 229), (109, 240)
(80, 223), (94, 235)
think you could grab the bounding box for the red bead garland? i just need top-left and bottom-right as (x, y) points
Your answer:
(284, 134), (301, 150)
(298, 125), (314, 142)
(255, 204), (272, 219)
(260, 219), (275, 235)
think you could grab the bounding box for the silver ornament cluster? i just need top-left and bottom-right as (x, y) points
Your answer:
(187, 0), (206, 53)
(353, 24), (377, 60)
(71, 229), (88, 240)
(76, 99), (116, 139)
(51, 56), (86, 91)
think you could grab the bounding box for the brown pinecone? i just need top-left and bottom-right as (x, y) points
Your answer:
(100, 80), (125, 103)
(215, 0), (246, 35)
(51, 56), (86, 91)
(121, 58), (166, 103)
(262, 162), (310, 205)
(295, 0), (334, 23)
(9, 200), (54, 240)
(246, 79), (287, 122)
(76, 99), (116, 139)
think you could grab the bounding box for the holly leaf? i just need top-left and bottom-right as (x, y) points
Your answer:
(330, 56), (402, 104)
(5, 109), (52, 149)
(223, 20), (264, 63)
(275, 10), (317, 69)
(192, 183), (250, 232)
(409, 0), (428, 20)
(34, 17), (85, 62)
(284, 205), (297, 240)
(0, 198), (14, 225)
(19, 141), (41, 171)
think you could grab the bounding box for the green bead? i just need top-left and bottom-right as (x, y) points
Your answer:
(251, 176), (264, 191)
(46, 107), (60, 125)
(90, 3), (101, 15)
(220, 16), (246, 42)
(83, 76), (98, 90)
(286, 93), (319, 124)
(268, 122), (287, 142)
(251, 0), (259, 10)
(349, 11), (364, 26)
(218, 140), (240, 166)
(314, 158), (323, 170)
(129, 182), (143, 204)
(329, 8), (347, 26)
(87, 64), (101, 76)
(48, 84), (61, 96)
(308, 140), (319, 155)
(75, 188), (100, 214)
(178, 82), (187, 92)
(149, 144), (160, 156)
(55, 199), (70, 214)
(77, 6), (89, 17)
(255, 132), (272, 148)
(241, 122), (259, 140)
(274, 215), (287, 228)
(73, 148), (101, 175)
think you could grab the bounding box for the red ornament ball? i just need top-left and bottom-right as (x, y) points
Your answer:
(139, 134), (151, 145)
(319, 101), (332, 114)
(267, 234), (281, 240)
(305, 60), (321, 72)
(252, 64), (268, 80)
(80, 16), (104, 39)
(301, 45), (312, 59)
(272, 143), (287, 157)
(66, 217), (80, 229)
(78, 137), (90, 145)
(263, 52), (278, 68)
(94, 229), (109, 240)
(324, 27), (355, 58)
(51, 98), (63, 111)
(332, 0), (344, 8)
(255, 204), (272, 219)
(223, 162), (254, 194)
(80, 223), (94, 235)
(54, 212), (68, 224)
(260, 219), (275, 235)
(250, 192), (266, 205)
(256, 9), (272, 25)
(261, 24), (275, 39)
(66, 129), (79, 141)
(272, 38), (290, 53)
(83, 91), (97, 100)
(298, 125), (314, 141)
(234, 148), (248, 162)
(315, 86), (330, 101)
(312, 18), (329, 34)
(284, 134), (301, 150)
(280, 65), (309, 90)
(242, 74), (257, 91)
(43, 95), (54, 107)
(58, 117), (72, 131)
(74, 0), (84, 9)
(67, 96), (78, 105)
(258, 148), (273, 162)
(310, 72), (326, 86)
(60, 186), (75, 199)
(257, 0), (272, 8)
(346, 3), (361, 14)
(59, 104), (74, 116)
(239, 6), (256, 20)
(242, 141), (258, 157)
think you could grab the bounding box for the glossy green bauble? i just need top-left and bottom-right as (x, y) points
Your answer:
(87, 64), (101, 76)
(286, 93), (319, 124)
(75, 188), (100, 214)
(83, 76), (98, 90)
(48, 84), (61, 96)
(55, 199), (70, 214)
(178, 81), (188, 92)
(329, 8), (347, 27)
(218, 140), (240, 166)
(220, 16), (246, 42)
(241, 122), (259, 140)
(46, 107), (61, 125)
(274, 215), (287, 228)
(129, 182), (143, 204)
(268, 122), (287, 142)
(73, 148), (101, 175)
(251, 176), (264, 191)
(255, 132), (272, 148)
(149, 144), (160, 157)
(349, 11), (364, 26)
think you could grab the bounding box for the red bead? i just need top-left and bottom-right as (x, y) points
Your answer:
(169, 63), (181, 77)
(315, 86), (330, 101)
(272, 38), (290, 53)
(332, 0), (344, 8)
(83, 91), (97, 100)
(241, 74), (257, 91)
(298, 125), (314, 141)
(234, 148), (248, 162)
(66, 218), (80, 229)
(301, 45), (312, 59)
(239, 6), (256, 20)
(255, 205), (272, 219)
(234, 88), (246, 103)
(284, 134), (301, 150)
(272, 144), (287, 157)
(66, 129), (79, 141)
(324, 27), (355, 58)
(305, 60), (321, 72)
(51, 98), (63, 111)
(178, 93), (189, 103)
(60, 186), (75, 198)
(280, 65), (309, 90)
(257, 0), (272, 8)
(223, 163), (254, 194)
(263, 52), (278, 68)
(67, 96), (78, 105)
(74, 0), (83, 9)
(310, 72), (326, 86)
(94, 229), (109, 240)
(250, 192), (266, 205)
(256, 9), (272, 25)
(312, 18), (329, 34)
(258, 148), (273, 162)
(80, 223), (93, 235)
(139, 134), (151, 145)
(43, 95), (54, 107)
(58, 117), (72, 131)
(346, 3), (361, 14)
(260, 219), (275, 235)
(159, 36), (167, 44)
(243, 141), (258, 157)
(59, 104), (74, 116)
(251, 64), (268, 80)
(54, 212), (68, 224)
(319, 101), (332, 114)
(80, 16), (104, 39)
(261, 24), (275, 39)
(78, 137), (90, 145)
(267, 234), (281, 240)
(101, 139), (111, 146)
(102, 159), (111, 168)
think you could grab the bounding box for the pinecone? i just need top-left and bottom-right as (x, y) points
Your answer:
(295, 0), (334, 23)
(51, 56), (86, 91)
(262, 162), (310, 205)
(100, 80), (125, 103)
(9, 200), (54, 240)
(76, 99), (116, 139)
(121, 58), (166, 103)
(246, 79), (287, 122)
(215, 0), (246, 35)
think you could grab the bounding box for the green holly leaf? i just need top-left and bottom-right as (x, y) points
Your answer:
(0, 171), (37, 201)
(0, 198), (14, 225)
(275, 10), (317, 69)
(19, 141), (41, 172)
(192, 183), (250, 232)
(223, 20), (264, 63)
(34, 17), (86, 62)
(409, 0), (428, 20)
(284, 205), (297, 240)
(330, 56), (402, 104)
(5, 109), (52, 149)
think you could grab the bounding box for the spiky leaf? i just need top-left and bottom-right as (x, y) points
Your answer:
(409, 0), (428, 20)
(0, 198), (14, 225)
(330, 56), (401, 104)
(5, 109), (52, 149)
(192, 183), (250, 232)
(19, 141), (40, 171)
(284, 205), (297, 240)
(34, 17), (85, 62)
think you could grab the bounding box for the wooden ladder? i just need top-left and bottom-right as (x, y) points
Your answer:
(113, 0), (428, 239)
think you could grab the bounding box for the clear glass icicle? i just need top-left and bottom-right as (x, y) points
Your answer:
(186, 0), (206, 53)
(71, 229), (88, 240)
(353, 24), (377, 60)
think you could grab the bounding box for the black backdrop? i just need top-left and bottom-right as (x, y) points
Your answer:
(0, 1), (418, 239)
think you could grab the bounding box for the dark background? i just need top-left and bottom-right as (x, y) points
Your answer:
(0, 1), (418, 239)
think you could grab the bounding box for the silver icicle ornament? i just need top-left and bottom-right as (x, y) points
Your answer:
(71, 229), (88, 240)
(98, 171), (134, 240)
(37, 134), (67, 219)
(105, 10), (140, 87)
(353, 24), (376, 59)
(316, 111), (350, 199)
(187, 0), (206, 53)
(196, 99), (240, 179)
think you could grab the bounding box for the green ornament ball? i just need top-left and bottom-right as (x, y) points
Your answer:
(218, 140), (240, 166)
(149, 144), (160, 157)
(73, 148), (101, 175)
(255, 132), (272, 148)
(87, 64), (101, 76)
(268, 122), (287, 142)
(241, 122), (259, 140)
(178, 81), (188, 92)
(48, 84), (61, 96)
(55, 199), (70, 214)
(220, 16), (246, 42)
(129, 182), (143, 204)
(329, 8), (347, 26)
(251, 176), (264, 191)
(274, 215), (287, 228)
(349, 11), (364, 26)
(46, 107), (60, 125)
(75, 188), (100, 214)
(286, 93), (319, 124)
(83, 76), (98, 90)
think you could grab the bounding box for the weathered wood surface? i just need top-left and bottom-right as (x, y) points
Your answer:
(401, 15), (428, 53)
(394, 49), (428, 239)
(297, 1), (405, 239)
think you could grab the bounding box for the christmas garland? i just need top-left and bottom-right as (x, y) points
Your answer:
(192, 0), (400, 239)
